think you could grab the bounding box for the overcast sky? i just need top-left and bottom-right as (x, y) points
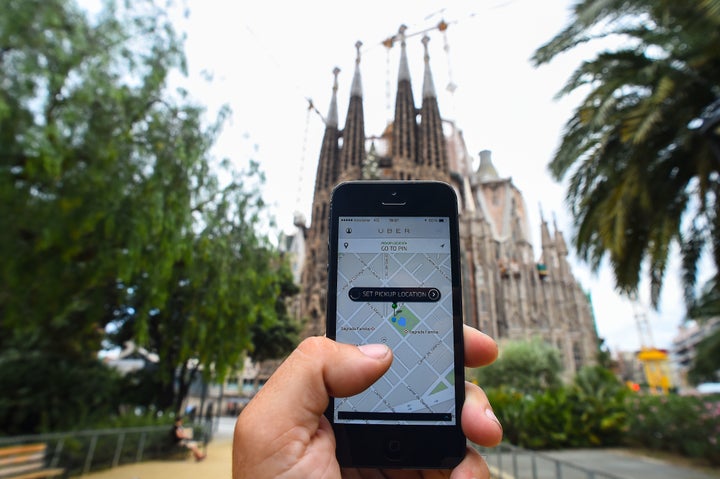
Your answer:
(162, 0), (715, 354)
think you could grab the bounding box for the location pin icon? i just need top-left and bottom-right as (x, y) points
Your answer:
(343, 242), (349, 249)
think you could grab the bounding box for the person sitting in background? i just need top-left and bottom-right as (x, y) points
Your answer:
(172, 417), (206, 462)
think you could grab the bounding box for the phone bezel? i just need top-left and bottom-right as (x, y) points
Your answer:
(326, 180), (466, 469)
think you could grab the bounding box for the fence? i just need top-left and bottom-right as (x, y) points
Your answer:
(475, 443), (624, 479)
(2, 427), (621, 479)
(0, 423), (210, 477)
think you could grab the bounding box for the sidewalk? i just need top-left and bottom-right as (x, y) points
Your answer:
(84, 417), (719, 479)
(83, 439), (232, 479)
(544, 449), (720, 479)
(84, 417), (236, 479)
(484, 447), (720, 479)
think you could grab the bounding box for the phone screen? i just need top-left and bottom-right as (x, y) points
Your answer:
(334, 215), (456, 426)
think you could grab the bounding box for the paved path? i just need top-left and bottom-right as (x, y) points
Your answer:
(484, 448), (720, 479)
(84, 417), (718, 479)
(83, 439), (232, 479)
(84, 417), (236, 479)
(545, 449), (719, 479)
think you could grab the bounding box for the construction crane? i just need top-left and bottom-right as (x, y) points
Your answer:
(631, 295), (673, 394)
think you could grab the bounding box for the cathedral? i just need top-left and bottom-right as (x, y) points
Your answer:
(295, 29), (599, 375)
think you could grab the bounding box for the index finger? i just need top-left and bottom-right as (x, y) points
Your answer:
(464, 324), (498, 368)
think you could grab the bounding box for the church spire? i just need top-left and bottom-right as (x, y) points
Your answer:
(338, 42), (366, 180)
(397, 25), (411, 82)
(418, 34), (447, 172)
(392, 25), (418, 166)
(326, 66), (340, 128)
(421, 35), (437, 99)
(313, 68), (340, 193)
(350, 41), (363, 98)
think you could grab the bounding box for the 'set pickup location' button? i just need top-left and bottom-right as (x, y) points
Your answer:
(348, 287), (441, 302)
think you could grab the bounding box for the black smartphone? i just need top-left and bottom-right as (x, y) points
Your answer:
(326, 180), (466, 469)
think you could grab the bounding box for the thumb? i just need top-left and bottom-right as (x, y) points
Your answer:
(238, 336), (392, 436)
(233, 337), (392, 478)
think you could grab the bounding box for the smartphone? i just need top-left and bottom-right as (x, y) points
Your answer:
(326, 180), (466, 469)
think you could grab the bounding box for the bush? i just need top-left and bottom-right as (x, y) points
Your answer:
(486, 366), (629, 449)
(485, 360), (719, 465)
(570, 366), (629, 447)
(474, 338), (562, 395)
(0, 349), (123, 435)
(625, 394), (720, 465)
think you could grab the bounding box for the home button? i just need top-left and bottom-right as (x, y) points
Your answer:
(383, 438), (406, 462)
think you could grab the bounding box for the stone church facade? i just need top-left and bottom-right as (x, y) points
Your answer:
(297, 33), (598, 375)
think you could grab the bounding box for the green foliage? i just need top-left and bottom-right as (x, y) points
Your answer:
(473, 338), (562, 394)
(625, 394), (720, 465)
(532, 0), (720, 308)
(0, 0), (301, 431)
(249, 261), (303, 363)
(689, 278), (720, 319)
(487, 366), (629, 449)
(0, 350), (122, 435)
(105, 161), (301, 413)
(688, 328), (720, 385)
(570, 366), (630, 446)
(0, 0), (191, 357)
(488, 362), (719, 465)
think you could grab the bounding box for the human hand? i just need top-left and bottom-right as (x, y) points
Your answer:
(233, 325), (502, 479)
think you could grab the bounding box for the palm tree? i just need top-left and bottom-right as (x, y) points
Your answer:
(532, 0), (720, 308)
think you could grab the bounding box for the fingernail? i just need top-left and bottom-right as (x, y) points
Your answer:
(485, 407), (502, 429)
(358, 343), (390, 359)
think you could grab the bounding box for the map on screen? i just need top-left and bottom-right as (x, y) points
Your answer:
(334, 216), (456, 425)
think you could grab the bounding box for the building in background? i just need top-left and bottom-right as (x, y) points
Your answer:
(671, 317), (720, 390)
(297, 30), (598, 375)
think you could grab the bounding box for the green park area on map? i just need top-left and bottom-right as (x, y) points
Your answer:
(389, 304), (420, 334)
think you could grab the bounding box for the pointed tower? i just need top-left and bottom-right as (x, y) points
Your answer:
(337, 41), (366, 182)
(418, 35), (449, 178)
(300, 68), (342, 337)
(391, 25), (419, 178)
(314, 68), (341, 195)
(539, 208), (555, 275)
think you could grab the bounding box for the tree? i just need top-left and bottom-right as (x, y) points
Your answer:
(532, 0), (720, 308)
(472, 338), (563, 394)
(0, 0), (194, 360)
(0, 349), (123, 435)
(248, 261), (303, 364)
(0, 0), (299, 430)
(688, 328), (720, 384)
(108, 164), (302, 412)
(687, 278), (720, 384)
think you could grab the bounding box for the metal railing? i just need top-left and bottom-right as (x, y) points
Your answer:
(474, 443), (625, 479)
(2, 427), (620, 479)
(0, 423), (210, 476)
